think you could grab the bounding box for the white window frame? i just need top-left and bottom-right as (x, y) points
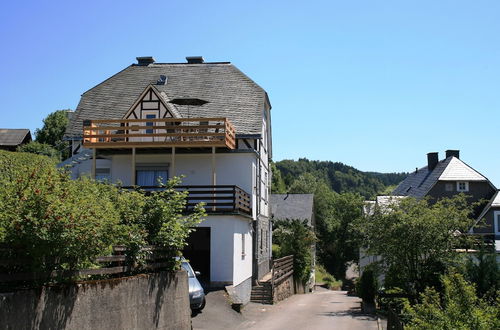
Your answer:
(494, 211), (500, 235)
(456, 181), (469, 192)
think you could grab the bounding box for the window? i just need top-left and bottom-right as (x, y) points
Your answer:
(136, 165), (168, 186)
(495, 211), (500, 235)
(260, 229), (263, 252)
(95, 168), (111, 182)
(445, 183), (454, 192)
(241, 234), (246, 259)
(457, 181), (469, 192)
(145, 114), (156, 133)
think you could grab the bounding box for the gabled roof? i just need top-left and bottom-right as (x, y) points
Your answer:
(0, 129), (31, 146)
(65, 61), (269, 139)
(474, 190), (500, 226)
(270, 194), (314, 226)
(439, 157), (487, 181)
(392, 157), (453, 198)
(392, 156), (492, 199)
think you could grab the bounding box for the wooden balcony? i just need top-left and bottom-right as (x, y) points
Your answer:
(124, 185), (252, 216)
(83, 117), (236, 149)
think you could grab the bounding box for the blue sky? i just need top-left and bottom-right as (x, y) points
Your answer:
(1, 1), (499, 184)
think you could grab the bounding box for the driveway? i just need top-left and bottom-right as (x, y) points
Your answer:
(192, 287), (381, 330)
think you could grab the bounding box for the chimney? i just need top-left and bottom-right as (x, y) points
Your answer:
(186, 56), (204, 64)
(427, 152), (439, 171)
(136, 56), (155, 66)
(445, 150), (460, 159)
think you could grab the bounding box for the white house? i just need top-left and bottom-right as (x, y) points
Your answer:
(62, 56), (273, 304)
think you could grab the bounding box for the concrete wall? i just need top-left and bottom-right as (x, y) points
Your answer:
(0, 271), (190, 330)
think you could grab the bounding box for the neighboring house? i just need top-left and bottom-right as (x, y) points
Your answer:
(361, 150), (499, 277)
(392, 150), (497, 237)
(270, 193), (315, 291)
(473, 191), (500, 241)
(0, 129), (31, 151)
(62, 56), (272, 304)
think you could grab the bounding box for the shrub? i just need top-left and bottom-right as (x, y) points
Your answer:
(404, 273), (500, 330)
(356, 269), (378, 304)
(17, 142), (60, 160)
(0, 150), (206, 278)
(0, 151), (121, 273)
(273, 219), (316, 284)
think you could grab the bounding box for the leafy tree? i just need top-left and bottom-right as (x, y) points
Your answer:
(288, 172), (322, 194)
(317, 191), (365, 280)
(404, 273), (499, 330)
(0, 150), (205, 278)
(17, 141), (61, 160)
(273, 219), (316, 284)
(275, 158), (407, 199)
(270, 162), (287, 194)
(465, 243), (499, 301)
(35, 110), (71, 159)
(358, 195), (476, 295)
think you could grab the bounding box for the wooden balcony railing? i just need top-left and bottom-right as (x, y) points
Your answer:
(124, 185), (252, 215)
(82, 117), (236, 149)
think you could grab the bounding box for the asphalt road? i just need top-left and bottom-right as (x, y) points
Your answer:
(192, 287), (381, 330)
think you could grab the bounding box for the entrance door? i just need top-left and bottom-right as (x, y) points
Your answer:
(183, 227), (211, 284)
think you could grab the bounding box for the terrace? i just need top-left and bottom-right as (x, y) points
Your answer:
(82, 117), (236, 150)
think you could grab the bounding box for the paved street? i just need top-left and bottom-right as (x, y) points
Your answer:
(192, 287), (381, 330)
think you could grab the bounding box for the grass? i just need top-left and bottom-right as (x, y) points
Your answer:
(315, 264), (342, 290)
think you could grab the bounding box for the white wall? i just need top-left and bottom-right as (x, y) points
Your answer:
(200, 215), (252, 285)
(232, 218), (253, 286)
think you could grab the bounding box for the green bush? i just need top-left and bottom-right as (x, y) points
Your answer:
(356, 269), (378, 304)
(404, 273), (500, 330)
(273, 219), (316, 284)
(315, 264), (342, 289)
(0, 151), (120, 272)
(0, 150), (205, 278)
(17, 142), (61, 160)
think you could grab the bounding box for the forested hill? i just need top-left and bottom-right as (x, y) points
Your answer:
(272, 158), (408, 199)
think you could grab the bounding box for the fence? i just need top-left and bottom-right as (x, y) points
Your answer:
(271, 255), (294, 303)
(0, 245), (173, 285)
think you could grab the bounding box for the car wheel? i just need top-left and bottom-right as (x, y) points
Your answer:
(197, 297), (206, 311)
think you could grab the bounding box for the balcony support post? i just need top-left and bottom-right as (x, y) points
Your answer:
(211, 147), (216, 185)
(131, 147), (136, 186)
(212, 146), (216, 211)
(91, 148), (96, 179)
(171, 147), (176, 178)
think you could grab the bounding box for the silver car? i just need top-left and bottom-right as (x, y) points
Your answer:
(181, 260), (206, 311)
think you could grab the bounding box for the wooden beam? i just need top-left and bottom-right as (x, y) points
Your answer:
(211, 147), (216, 185)
(91, 148), (96, 179)
(131, 147), (136, 186)
(171, 147), (176, 178)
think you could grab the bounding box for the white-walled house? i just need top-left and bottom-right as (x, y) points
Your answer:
(62, 56), (273, 304)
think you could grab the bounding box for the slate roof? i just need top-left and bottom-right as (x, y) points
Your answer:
(474, 190), (500, 226)
(439, 157), (487, 181)
(392, 156), (490, 199)
(270, 194), (314, 226)
(392, 157), (453, 198)
(0, 129), (31, 146)
(65, 61), (269, 139)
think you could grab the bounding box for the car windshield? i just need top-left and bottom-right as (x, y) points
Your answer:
(181, 262), (195, 278)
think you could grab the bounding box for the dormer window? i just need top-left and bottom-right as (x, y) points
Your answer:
(457, 181), (469, 192)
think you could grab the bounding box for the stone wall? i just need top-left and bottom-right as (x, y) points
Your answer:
(0, 271), (191, 330)
(273, 276), (295, 303)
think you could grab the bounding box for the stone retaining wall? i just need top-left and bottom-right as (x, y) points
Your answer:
(0, 270), (190, 330)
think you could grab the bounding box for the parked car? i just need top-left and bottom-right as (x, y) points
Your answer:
(181, 259), (206, 311)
